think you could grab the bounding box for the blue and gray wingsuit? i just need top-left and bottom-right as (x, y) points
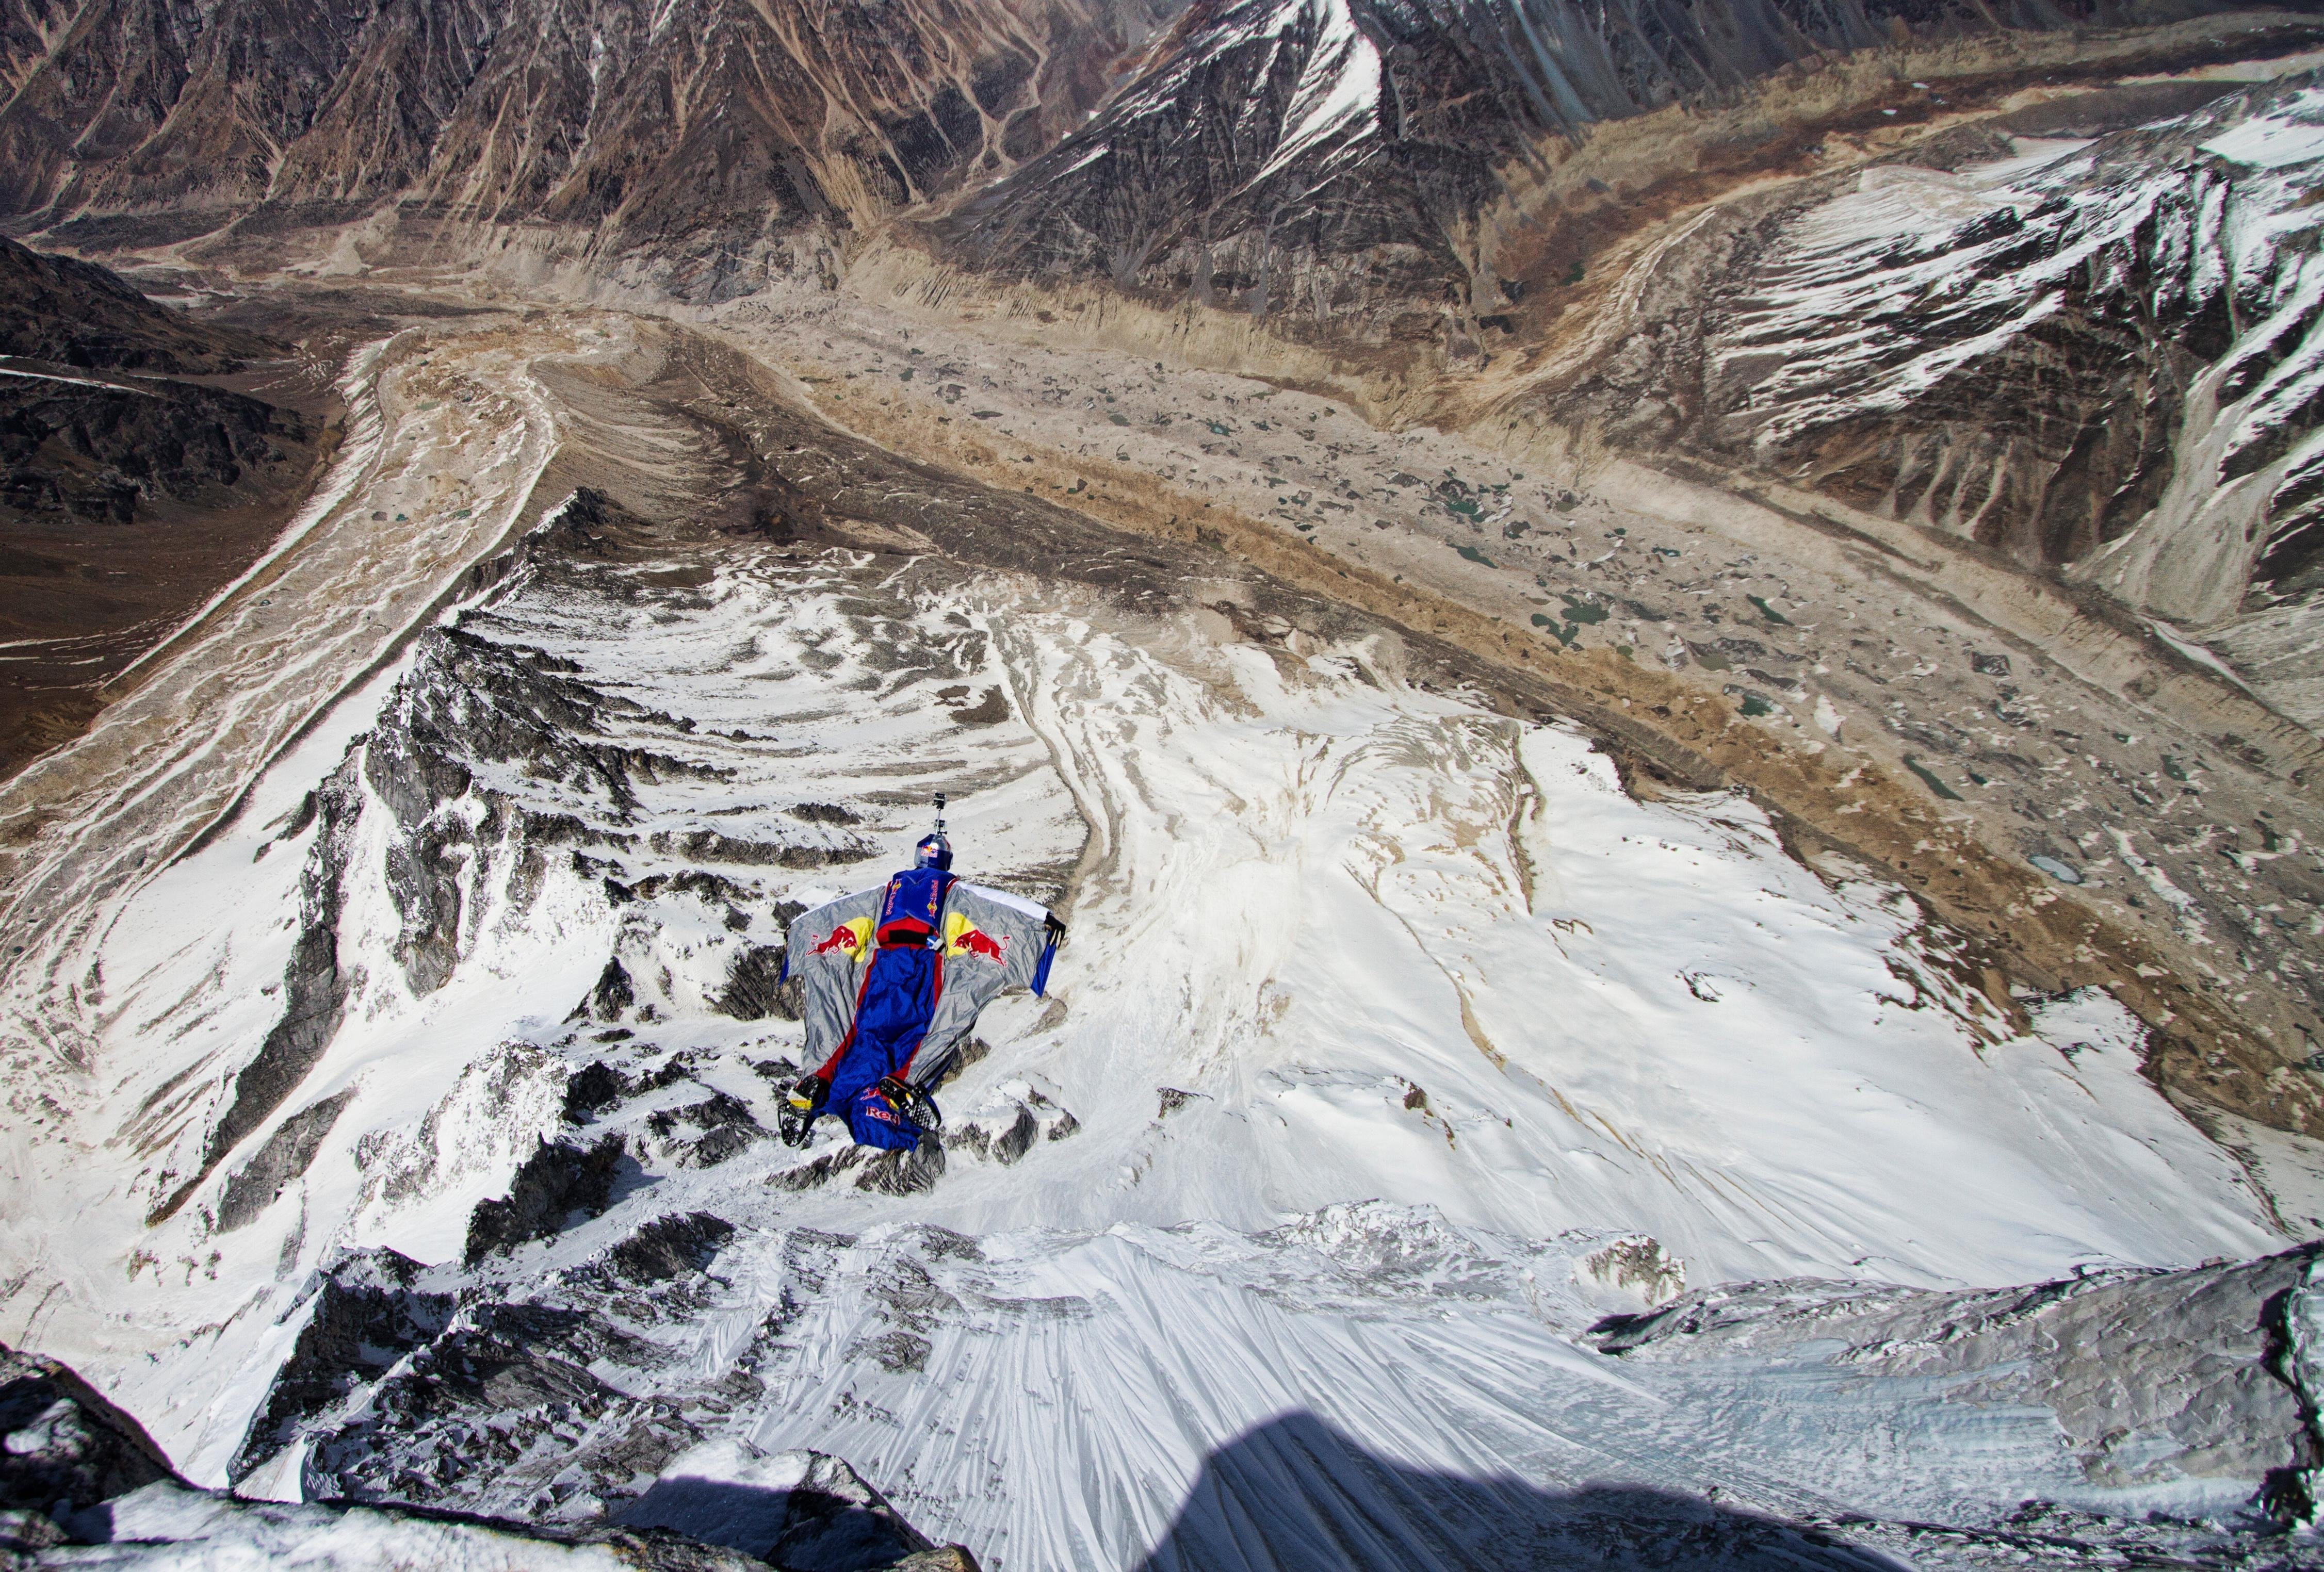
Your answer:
(782, 868), (1060, 1149)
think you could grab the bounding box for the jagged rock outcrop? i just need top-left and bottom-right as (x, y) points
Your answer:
(463, 1134), (629, 1263)
(0, 1338), (179, 1544)
(227, 1250), (456, 1481)
(148, 763), (360, 1226)
(9, 1336), (965, 1569)
(215, 1088), (356, 1232)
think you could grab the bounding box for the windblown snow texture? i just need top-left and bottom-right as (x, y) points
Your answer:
(0, 480), (2301, 1566)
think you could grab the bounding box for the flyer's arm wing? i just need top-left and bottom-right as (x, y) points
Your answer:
(783, 888), (884, 1067)
(948, 884), (1060, 997)
(909, 885), (1062, 1086)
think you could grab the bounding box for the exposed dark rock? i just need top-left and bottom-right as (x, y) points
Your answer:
(682, 1121), (766, 1168)
(630, 869), (758, 905)
(1156, 1086), (1201, 1117)
(652, 827), (873, 868)
(647, 1091), (757, 1141)
(463, 1134), (627, 1265)
(648, 1092), (766, 1169)
(0, 235), (275, 372)
(593, 957), (637, 1021)
(946, 1103), (1037, 1165)
(151, 758), (361, 1226)
(229, 1250), (454, 1482)
(716, 943), (797, 1020)
(855, 1139), (947, 1196)
(0, 373), (311, 525)
(603, 1213), (737, 1285)
(928, 1037), (990, 1089)
(0, 1339), (180, 1519)
(767, 1144), (865, 1191)
(304, 1324), (629, 1502)
(363, 723), (474, 996)
(950, 686), (1009, 725)
(564, 1060), (629, 1121)
(215, 1087), (356, 1232)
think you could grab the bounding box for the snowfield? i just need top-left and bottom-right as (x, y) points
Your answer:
(0, 494), (2306, 1564)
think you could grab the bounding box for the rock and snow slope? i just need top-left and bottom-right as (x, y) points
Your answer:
(0, 457), (2313, 1563)
(935, 0), (2297, 335)
(1549, 72), (2324, 726)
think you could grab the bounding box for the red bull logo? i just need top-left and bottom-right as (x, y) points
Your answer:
(812, 925), (863, 957)
(953, 926), (1006, 963)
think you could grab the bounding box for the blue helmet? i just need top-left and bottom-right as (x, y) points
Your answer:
(914, 832), (952, 871)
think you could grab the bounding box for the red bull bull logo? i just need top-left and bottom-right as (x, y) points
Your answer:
(812, 924), (864, 957)
(952, 926), (1007, 963)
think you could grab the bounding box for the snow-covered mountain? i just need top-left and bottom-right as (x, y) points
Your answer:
(9, 2), (2324, 1565)
(3, 455), (2315, 1565)
(931, 0), (2319, 338)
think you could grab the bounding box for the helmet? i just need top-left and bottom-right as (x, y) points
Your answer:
(914, 832), (952, 871)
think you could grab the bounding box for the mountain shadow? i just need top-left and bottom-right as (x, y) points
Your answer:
(1131, 1411), (1905, 1571)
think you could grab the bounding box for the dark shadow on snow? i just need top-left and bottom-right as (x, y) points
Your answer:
(614, 1469), (930, 1570)
(1131, 1412), (1908, 1572)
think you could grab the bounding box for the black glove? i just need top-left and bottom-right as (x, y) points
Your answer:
(877, 1075), (942, 1134)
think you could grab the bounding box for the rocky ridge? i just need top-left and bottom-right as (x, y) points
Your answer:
(0, 1335), (976, 1568)
(0, 0), (1183, 288)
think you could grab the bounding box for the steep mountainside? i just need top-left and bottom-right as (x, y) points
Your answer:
(930, 0), (2320, 342)
(0, 0), (1181, 280)
(1534, 74), (2324, 724)
(0, 234), (274, 370)
(9, 1), (2324, 1565)
(18, 440), (2309, 1563)
(0, 236), (323, 778)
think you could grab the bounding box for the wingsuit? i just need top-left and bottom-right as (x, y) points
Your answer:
(778, 831), (1062, 1151)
